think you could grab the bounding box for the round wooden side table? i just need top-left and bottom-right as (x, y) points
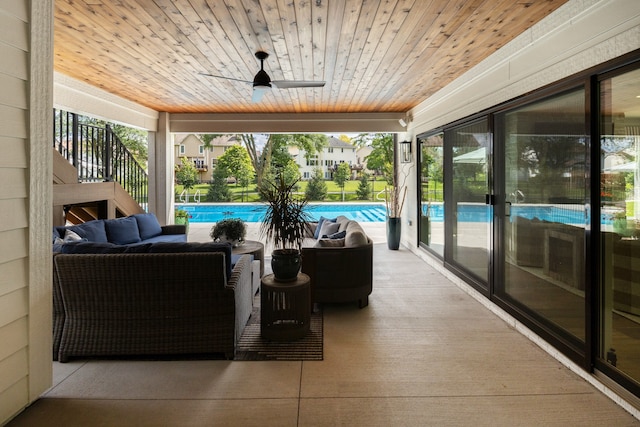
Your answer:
(232, 240), (265, 276)
(260, 273), (310, 341)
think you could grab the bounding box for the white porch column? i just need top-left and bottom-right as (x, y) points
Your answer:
(148, 112), (174, 225)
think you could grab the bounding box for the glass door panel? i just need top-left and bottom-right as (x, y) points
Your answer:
(497, 89), (587, 342)
(448, 120), (491, 284)
(600, 67), (640, 382)
(419, 132), (444, 256)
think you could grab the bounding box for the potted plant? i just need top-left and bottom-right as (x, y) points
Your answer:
(210, 218), (247, 247)
(174, 208), (190, 233)
(259, 173), (311, 281)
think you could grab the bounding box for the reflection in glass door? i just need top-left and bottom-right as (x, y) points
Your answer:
(419, 133), (444, 256)
(447, 120), (491, 284)
(599, 67), (640, 384)
(496, 89), (587, 343)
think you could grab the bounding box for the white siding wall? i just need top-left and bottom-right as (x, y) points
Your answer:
(0, 0), (53, 424)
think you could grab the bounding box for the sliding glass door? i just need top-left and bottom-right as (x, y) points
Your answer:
(446, 120), (491, 287)
(418, 132), (444, 256)
(495, 89), (588, 344)
(599, 67), (640, 383)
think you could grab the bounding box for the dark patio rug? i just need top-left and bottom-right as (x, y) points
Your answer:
(235, 296), (323, 361)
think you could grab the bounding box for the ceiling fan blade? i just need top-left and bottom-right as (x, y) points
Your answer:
(199, 72), (252, 84)
(252, 87), (270, 103)
(271, 80), (326, 89)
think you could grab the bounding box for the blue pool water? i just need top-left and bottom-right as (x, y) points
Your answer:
(183, 202), (589, 225)
(181, 203), (387, 223)
(423, 203), (587, 225)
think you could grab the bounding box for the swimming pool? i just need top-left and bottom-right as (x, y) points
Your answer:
(181, 203), (388, 223)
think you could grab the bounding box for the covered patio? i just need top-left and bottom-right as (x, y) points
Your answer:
(9, 223), (638, 426)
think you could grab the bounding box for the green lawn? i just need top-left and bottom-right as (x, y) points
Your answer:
(176, 179), (391, 203)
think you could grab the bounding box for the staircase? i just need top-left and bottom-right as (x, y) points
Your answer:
(52, 110), (148, 226)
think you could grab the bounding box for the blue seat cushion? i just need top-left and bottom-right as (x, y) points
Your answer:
(231, 253), (254, 267)
(139, 234), (187, 244)
(104, 216), (142, 245)
(133, 213), (163, 240)
(58, 242), (126, 254)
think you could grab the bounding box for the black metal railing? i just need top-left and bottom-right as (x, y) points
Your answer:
(53, 110), (148, 207)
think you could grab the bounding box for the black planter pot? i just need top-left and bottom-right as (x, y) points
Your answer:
(271, 249), (301, 281)
(387, 216), (401, 250)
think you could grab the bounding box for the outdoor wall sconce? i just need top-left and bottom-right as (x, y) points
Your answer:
(400, 140), (412, 163)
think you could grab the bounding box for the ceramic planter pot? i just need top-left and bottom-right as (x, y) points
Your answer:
(271, 248), (301, 281)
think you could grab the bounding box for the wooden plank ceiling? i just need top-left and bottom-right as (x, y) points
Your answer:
(54, 0), (569, 114)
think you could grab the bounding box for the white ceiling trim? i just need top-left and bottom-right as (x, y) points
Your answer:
(54, 72), (159, 131)
(169, 112), (408, 133)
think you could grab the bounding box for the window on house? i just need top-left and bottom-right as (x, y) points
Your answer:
(179, 145), (185, 154)
(199, 145), (204, 154)
(328, 148), (334, 153)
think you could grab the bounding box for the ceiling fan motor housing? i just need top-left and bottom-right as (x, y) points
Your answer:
(253, 51), (272, 88)
(253, 69), (271, 88)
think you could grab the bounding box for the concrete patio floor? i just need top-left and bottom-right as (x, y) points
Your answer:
(8, 222), (640, 426)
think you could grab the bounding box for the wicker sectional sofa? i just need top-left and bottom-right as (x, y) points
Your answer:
(53, 242), (253, 362)
(301, 216), (373, 308)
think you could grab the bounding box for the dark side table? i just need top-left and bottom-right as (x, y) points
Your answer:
(260, 273), (310, 341)
(232, 240), (264, 276)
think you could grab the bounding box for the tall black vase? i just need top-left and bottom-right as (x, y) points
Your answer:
(387, 216), (401, 250)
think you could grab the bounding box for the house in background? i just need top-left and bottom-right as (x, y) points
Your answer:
(174, 134), (240, 183)
(291, 137), (361, 180)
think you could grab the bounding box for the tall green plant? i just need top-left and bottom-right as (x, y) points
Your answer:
(259, 174), (311, 251)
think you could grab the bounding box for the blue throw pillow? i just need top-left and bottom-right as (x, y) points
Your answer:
(133, 213), (163, 240)
(67, 220), (109, 243)
(314, 216), (337, 239)
(328, 230), (346, 239)
(104, 216), (142, 245)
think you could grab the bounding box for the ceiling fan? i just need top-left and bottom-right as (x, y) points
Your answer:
(201, 51), (326, 102)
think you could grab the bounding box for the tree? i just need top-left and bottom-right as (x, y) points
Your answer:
(333, 162), (351, 202)
(206, 166), (231, 202)
(239, 133), (327, 189)
(216, 145), (255, 201)
(110, 124), (148, 166)
(305, 168), (328, 201)
(175, 156), (198, 191)
(361, 133), (394, 184)
(356, 172), (371, 200)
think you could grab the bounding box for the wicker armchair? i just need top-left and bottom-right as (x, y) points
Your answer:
(301, 218), (373, 308)
(53, 251), (252, 362)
